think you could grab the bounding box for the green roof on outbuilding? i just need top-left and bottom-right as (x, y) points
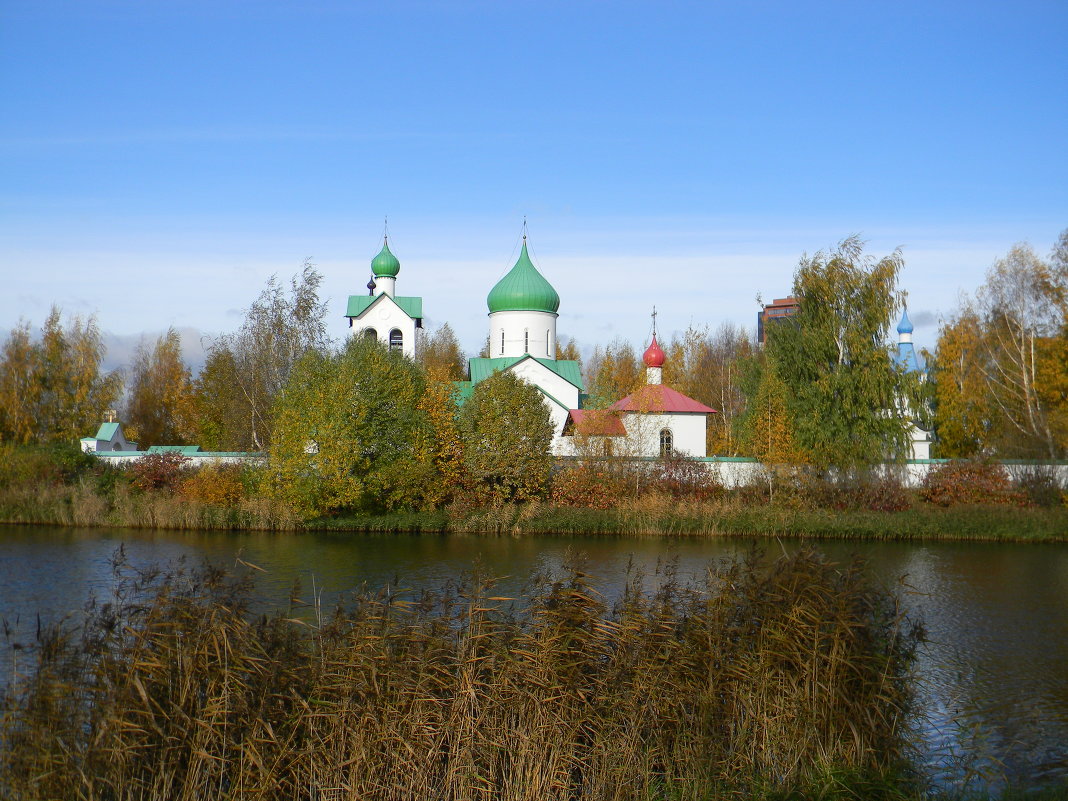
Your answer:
(486, 241), (560, 314)
(345, 294), (423, 319)
(468, 356), (584, 391)
(147, 445), (203, 455)
(94, 422), (120, 440)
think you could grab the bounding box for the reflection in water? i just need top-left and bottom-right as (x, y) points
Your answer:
(1, 526), (1066, 790)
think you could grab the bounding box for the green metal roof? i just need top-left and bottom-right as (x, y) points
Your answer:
(467, 356), (584, 391)
(94, 422), (120, 440)
(371, 238), (401, 278)
(486, 240), (560, 314)
(147, 445), (203, 454)
(345, 294), (423, 320)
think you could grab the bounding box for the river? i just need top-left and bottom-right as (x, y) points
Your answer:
(1, 524), (1066, 792)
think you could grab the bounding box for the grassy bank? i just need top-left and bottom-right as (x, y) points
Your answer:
(2, 549), (926, 800)
(2, 444), (1066, 541)
(313, 501), (1068, 542)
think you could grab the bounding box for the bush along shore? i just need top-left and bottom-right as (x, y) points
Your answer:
(1, 443), (1067, 541)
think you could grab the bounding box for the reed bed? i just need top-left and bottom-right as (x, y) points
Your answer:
(1, 549), (923, 800)
(0, 481), (301, 531)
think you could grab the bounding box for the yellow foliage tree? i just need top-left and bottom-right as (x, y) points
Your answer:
(124, 328), (198, 447)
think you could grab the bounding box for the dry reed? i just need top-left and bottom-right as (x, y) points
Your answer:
(1, 549), (922, 800)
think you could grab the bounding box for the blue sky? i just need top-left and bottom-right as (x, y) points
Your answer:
(2, 0), (1066, 367)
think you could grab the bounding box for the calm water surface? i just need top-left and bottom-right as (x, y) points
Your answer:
(1, 525), (1066, 791)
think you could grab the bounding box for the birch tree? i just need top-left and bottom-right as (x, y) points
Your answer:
(764, 236), (915, 469)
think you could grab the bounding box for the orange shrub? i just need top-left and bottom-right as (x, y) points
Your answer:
(550, 466), (619, 509)
(178, 464), (247, 508)
(920, 460), (1025, 507)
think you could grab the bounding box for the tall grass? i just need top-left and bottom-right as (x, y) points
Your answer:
(1, 549), (922, 800)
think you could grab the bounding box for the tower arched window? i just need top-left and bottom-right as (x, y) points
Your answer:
(501, 330), (505, 355)
(524, 329), (529, 353)
(389, 329), (403, 352)
(659, 429), (673, 458)
(364, 327), (377, 340)
(547, 330), (551, 356)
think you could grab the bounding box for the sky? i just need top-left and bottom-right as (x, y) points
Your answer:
(2, 0), (1066, 371)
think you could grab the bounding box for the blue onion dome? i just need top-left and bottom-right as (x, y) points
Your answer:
(486, 239), (561, 314)
(897, 309), (914, 335)
(371, 237), (401, 278)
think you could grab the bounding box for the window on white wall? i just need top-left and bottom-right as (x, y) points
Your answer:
(546, 331), (551, 356)
(659, 429), (673, 458)
(500, 330), (505, 354)
(364, 328), (377, 340)
(524, 330), (529, 353)
(389, 329), (403, 352)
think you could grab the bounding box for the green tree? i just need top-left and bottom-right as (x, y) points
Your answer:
(269, 337), (427, 516)
(123, 328), (197, 447)
(207, 261), (328, 451)
(737, 353), (803, 463)
(459, 371), (554, 502)
(0, 308), (120, 444)
(418, 322), (466, 381)
(762, 237), (916, 469)
(193, 345), (253, 451)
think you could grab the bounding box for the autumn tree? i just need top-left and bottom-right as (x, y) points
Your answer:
(459, 371), (554, 502)
(269, 337), (427, 516)
(759, 237), (916, 469)
(416, 365), (468, 505)
(664, 323), (753, 455)
(203, 261), (328, 451)
(0, 308), (120, 444)
(969, 242), (1068, 457)
(418, 322), (466, 381)
(929, 308), (998, 457)
(123, 328), (197, 447)
(737, 352), (803, 463)
(583, 338), (642, 409)
(555, 335), (582, 364)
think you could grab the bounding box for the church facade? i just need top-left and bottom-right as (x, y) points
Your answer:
(348, 234), (717, 457)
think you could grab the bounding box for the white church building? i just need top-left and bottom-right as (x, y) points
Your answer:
(345, 237), (423, 359)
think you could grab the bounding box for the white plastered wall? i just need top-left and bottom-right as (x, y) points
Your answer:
(621, 412), (707, 458)
(350, 296), (418, 359)
(489, 310), (557, 359)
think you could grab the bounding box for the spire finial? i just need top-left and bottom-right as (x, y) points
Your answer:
(651, 305), (658, 338)
(522, 216), (528, 242)
(383, 215), (389, 243)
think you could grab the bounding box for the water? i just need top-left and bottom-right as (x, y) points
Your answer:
(1, 524), (1066, 791)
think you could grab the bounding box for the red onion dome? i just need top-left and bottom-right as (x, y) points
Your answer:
(643, 335), (666, 368)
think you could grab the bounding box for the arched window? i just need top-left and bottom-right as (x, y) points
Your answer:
(524, 329), (529, 353)
(500, 330), (505, 355)
(659, 429), (673, 458)
(546, 330), (551, 356)
(389, 329), (403, 352)
(364, 327), (377, 340)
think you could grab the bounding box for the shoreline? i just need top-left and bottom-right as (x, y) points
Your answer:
(4, 503), (1066, 543)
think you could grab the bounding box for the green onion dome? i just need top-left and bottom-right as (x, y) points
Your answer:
(486, 240), (561, 314)
(371, 238), (401, 278)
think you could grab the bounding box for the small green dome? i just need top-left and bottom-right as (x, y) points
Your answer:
(371, 238), (400, 278)
(487, 240), (560, 314)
